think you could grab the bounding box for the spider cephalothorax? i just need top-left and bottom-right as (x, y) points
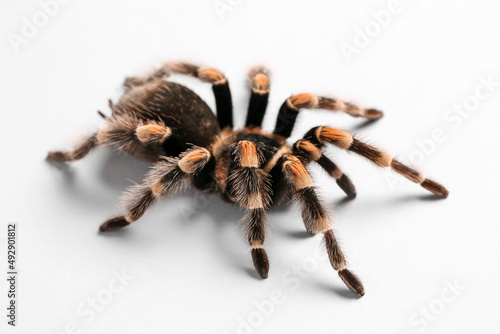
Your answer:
(48, 61), (448, 297)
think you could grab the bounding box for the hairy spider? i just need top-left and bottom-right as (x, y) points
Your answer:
(48, 61), (448, 296)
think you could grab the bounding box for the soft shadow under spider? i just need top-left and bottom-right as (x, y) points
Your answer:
(185, 192), (242, 229)
(315, 281), (362, 300)
(97, 227), (130, 238)
(244, 267), (263, 280)
(286, 230), (313, 239)
(186, 198), (262, 280)
(333, 195), (357, 207)
(417, 194), (449, 201)
(351, 118), (382, 131)
(98, 150), (149, 190)
(45, 158), (75, 183)
(394, 193), (449, 203)
(331, 286), (363, 300)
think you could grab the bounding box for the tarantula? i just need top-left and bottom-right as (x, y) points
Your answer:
(47, 61), (448, 297)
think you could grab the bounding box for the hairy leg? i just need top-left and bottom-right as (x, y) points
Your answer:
(99, 147), (212, 232)
(274, 93), (383, 138)
(245, 66), (271, 128)
(293, 139), (357, 198)
(298, 126), (449, 197)
(281, 154), (364, 296)
(47, 133), (98, 162)
(228, 140), (272, 278)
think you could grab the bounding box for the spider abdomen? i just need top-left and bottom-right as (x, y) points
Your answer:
(114, 80), (220, 157)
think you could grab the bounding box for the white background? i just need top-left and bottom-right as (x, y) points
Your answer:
(1, 0), (500, 333)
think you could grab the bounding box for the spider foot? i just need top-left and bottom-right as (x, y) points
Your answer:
(421, 179), (449, 198)
(336, 174), (357, 198)
(338, 269), (365, 297)
(364, 108), (384, 119)
(99, 216), (130, 232)
(251, 248), (269, 279)
(47, 151), (69, 162)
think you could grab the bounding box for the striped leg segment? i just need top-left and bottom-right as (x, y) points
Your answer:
(282, 155), (332, 235)
(281, 155), (364, 296)
(228, 141), (271, 278)
(245, 66), (270, 128)
(325, 229), (364, 296)
(273, 93), (383, 138)
(303, 126), (449, 197)
(99, 147), (212, 232)
(47, 133), (98, 162)
(248, 208), (270, 278)
(166, 61), (233, 129)
(293, 139), (357, 198)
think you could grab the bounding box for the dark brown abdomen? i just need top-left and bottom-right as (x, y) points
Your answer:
(116, 80), (220, 156)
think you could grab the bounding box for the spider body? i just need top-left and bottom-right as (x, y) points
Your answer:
(48, 61), (449, 297)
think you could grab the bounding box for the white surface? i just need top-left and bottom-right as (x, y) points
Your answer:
(1, 0), (500, 333)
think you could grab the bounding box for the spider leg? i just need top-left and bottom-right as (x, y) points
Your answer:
(123, 76), (149, 89)
(273, 93), (383, 139)
(246, 207), (270, 279)
(47, 133), (98, 162)
(300, 126), (449, 197)
(123, 67), (169, 90)
(281, 154), (364, 296)
(293, 140), (357, 198)
(99, 147), (212, 232)
(165, 61), (233, 129)
(122, 62), (174, 89)
(229, 141), (272, 278)
(47, 115), (173, 163)
(245, 66), (270, 128)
